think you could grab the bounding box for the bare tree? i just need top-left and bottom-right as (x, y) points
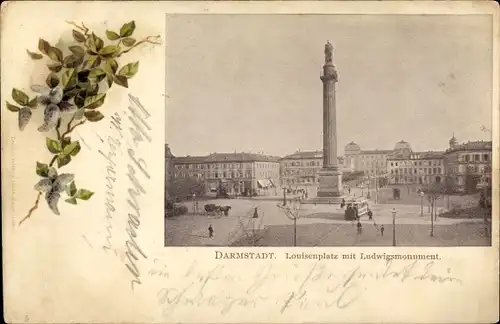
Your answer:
(423, 182), (446, 236)
(277, 197), (303, 246)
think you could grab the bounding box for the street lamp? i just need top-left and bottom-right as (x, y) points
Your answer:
(420, 191), (424, 217)
(392, 207), (397, 246)
(430, 201), (434, 237)
(367, 176), (371, 199)
(281, 186), (287, 206)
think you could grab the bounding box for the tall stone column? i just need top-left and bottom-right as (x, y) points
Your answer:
(317, 41), (343, 198)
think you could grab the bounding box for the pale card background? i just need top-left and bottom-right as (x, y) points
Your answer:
(1, 1), (499, 323)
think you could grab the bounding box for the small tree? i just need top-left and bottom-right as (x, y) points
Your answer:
(277, 197), (302, 246)
(239, 210), (265, 246)
(423, 182), (446, 236)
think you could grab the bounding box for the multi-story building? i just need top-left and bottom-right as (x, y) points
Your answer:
(172, 152), (280, 195)
(387, 149), (445, 185)
(279, 150), (353, 185)
(443, 136), (492, 192)
(344, 141), (392, 176)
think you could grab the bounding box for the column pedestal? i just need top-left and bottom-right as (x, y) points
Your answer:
(317, 168), (343, 198)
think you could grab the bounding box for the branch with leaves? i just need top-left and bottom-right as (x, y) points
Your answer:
(8, 20), (161, 224)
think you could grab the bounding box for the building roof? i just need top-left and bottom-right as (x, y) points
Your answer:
(445, 140), (492, 153)
(173, 152), (280, 164)
(281, 150), (323, 159)
(280, 150), (345, 162)
(359, 149), (393, 154)
(387, 150), (445, 160)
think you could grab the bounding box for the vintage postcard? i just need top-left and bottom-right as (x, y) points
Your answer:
(2, 1), (499, 323)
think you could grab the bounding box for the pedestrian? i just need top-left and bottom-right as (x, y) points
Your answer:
(208, 224), (214, 238)
(380, 225), (384, 237)
(253, 207), (259, 218)
(341, 198), (346, 208)
(368, 209), (373, 220)
(348, 187), (351, 194)
(357, 221), (362, 235)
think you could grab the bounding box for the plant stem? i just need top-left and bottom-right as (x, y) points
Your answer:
(56, 118), (62, 140)
(19, 155), (58, 225)
(66, 20), (89, 36)
(60, 116), (86, 140)
(117, 35), (161, 57)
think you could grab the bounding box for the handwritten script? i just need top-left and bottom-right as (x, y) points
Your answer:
(152, 259), (462, 317)
(94, 94), (152, 290)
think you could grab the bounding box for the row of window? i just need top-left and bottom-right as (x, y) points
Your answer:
(391, 168), (442, 175)
(460, 153), (489, 162)
(175, 170), (278, 179)
(175, 162), (279, 170)
(390, 160), (442, 167)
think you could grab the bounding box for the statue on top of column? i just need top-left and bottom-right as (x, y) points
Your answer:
(325, 41), (333, 64)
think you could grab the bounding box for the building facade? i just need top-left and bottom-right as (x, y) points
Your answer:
(344, 141), (392, 176)
(280, 150), (353, 185)
(443, 136), (492, 192)
(387, 150), (445, 185)
(172, 152), (280, 195)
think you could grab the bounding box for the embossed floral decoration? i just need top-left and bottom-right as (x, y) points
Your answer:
(6, 20), (161, 224)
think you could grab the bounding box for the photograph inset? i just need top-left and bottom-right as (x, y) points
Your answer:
(165, 15), (492, 247)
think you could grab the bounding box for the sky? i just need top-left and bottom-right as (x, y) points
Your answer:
(165, 14), (493, 157)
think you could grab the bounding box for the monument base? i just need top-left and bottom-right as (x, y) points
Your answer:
(317, 168), (343, 197)
(302, 196), (347, 205)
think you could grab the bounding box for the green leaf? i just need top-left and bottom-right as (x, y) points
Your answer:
(76, 189), (94, 200)
(77, 80), (91, 90)
(47, 47), (63, 63)
(46, 137), (62, 154)
(118, 61), (139, 78)
(36, 161), (50, 177)
(113, 75), (128, 88)
(57, 154), (72, 168)
(86, 33), (104, 53)
(47, 62), (63, 72)
(122, 37), (136, 47)
(62, 68), (77, 89)
(63, 89), (80, 101)
(74, 93), (86, 108)
(72, 30), (86, 42)
(84, 110), (105, 122)
(63, 141), (80, 156)
(65, 197), (78, 205)
(63, 54), (83, 68)
(69, 142), (81, 156)
(74, 108), (85, 120)
(99, 45), (119, 57)
(27, 97), (38, 108)
(106, 30), (121, 40)
(6, 101), (21, 112)
(120, 21), (136, 37)
(38, 39), (51, 55)
(61, 137), (71, 148)
(27, 49), (43, 60)
(88, 68), (106, 79)
(46, 73), (60, 88)
(104, 58), (118, 74)
(66, 181), (77, 197)
(12, 88), (29, 106)
(69, 45), (85, 57)
(82, 93), (106, 110)
(84, 55), (101, 69)
(87, 83), (99, 96)
(106, 73), (114, 88)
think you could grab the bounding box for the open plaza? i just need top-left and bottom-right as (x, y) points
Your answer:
(165, 183), (491, 247)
